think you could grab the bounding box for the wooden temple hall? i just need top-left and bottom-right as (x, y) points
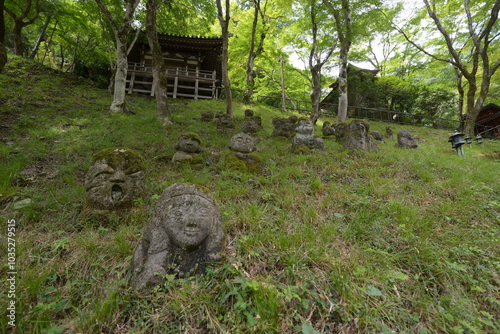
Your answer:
(126, 33), (223, 99)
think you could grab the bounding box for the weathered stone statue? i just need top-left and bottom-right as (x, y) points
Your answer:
(272, 116), (297, 138)
(227, 133), (257, 155)
(200, 111), (214, 122)
(322, 121), (336, 137)
(370, 131), (384, 142)
(334, 120), (378, 151)
(172, 133), (202, 163)
(224, 133), (261, 173)
(385, 126), (393, 140)
(396, 130), (418, 149)
(85, 148), (145, 210)
(131, 183), (224, 289)
(216, 114), (235, 132)
(291, 118), (324, 150)
(241, 119), (259, 136)
(244, 109), (255, 118)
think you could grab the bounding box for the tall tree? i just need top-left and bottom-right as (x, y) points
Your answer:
(396, 0), (500, 136)
(242, 0), (269, 103)
(4, 0), (40, 56)
(0, 0), (7, 72)
(145, 0), (171, 125)
(308, 0), (337, 124)
(325, 0), (352, 123)
(95, 0), (141, 113)
(216, 0), (233, 116)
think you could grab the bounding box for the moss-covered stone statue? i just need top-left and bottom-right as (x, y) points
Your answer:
(291, 118), (324, 150)
(85, 148), (146, 210)
(131, 183), (224, 289)
(224, 133), (262, 173)
(272, 116), (298, 138)
(172, 132), (203, 164)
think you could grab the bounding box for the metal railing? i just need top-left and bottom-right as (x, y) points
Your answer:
(252, 94), (461, 131)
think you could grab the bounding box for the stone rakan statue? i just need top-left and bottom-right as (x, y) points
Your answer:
(131, 183), (224, 289)
(85, 148), (145, 210)
(291, 118), (324, 150)
(172, 133), (202, 163)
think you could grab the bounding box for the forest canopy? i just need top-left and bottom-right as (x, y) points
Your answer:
(2, 0), (499, 132)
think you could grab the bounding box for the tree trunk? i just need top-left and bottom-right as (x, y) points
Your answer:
(310, 65), (322, 124)
(216, 0), (233, 116)
(0, 0), (6, 73)
(146, 0), (171, 125)
(12, 23), (24, 56)
(332, 0), (352, 124)
(110, 38), (129, 113)
(242, 0), (260, 103)
(29, 14), (51, 59)
(337, 47), (349, 123)
(95, 0), (141, 113)
(280, 54), (287, 111)
(4, 0), (40, 56)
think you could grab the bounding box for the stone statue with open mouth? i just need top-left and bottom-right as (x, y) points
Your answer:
(85, 148), (146, 211)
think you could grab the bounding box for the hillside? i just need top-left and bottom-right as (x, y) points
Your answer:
(1, 57), (499, 333)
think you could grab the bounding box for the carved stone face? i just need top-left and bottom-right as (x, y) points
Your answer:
(175, 134), (201, 153)
(131, 183), (224, 289)
(228, 133), (256, 153)
(85, 149), (145, 210)
(163, 194), (214, 250)
(295, 119), (314, 136)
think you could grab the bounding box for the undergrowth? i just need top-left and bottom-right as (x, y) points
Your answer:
(1, 56), (499, 333)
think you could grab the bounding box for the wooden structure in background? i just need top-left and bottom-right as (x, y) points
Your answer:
(475, 103), (500, 139)
(126, 33), (223, 99)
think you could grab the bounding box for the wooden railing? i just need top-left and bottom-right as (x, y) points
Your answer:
(126, 63), (219, 99)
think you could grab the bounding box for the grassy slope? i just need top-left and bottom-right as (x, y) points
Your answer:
(1, 56), (499, 333)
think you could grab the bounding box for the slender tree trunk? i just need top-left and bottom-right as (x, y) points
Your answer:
(41, 20), (58, 65)
(110, 38), (129, 113)
(332, 0), (352, 124)
(337, 47), (349, 123)
(310, 65), (322, 123)
(216, 0), (233, 116)
(146, 0), (171, 125)
(280, 54), (287, 111)
(30, 14), (51, 59)
(463, 77), (477, 136)
(95, 0), (140, 113)
(455, 68), (465, 131)
(0, 0), (6, 72)
(243, 0), (260, 103)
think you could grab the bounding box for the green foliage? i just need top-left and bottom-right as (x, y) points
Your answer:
(1, 51), (500, 333)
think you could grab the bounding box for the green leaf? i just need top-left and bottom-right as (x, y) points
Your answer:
(366, 285), (383, 297)
(301, 322), (320, 334)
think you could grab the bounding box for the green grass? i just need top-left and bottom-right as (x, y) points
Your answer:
(1, 56), (499, 333)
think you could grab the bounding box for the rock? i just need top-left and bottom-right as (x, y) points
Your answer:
(85, 148), (146, 210)
(335, 120), (378, 151)
(370, 131), (384, 142)
(131, 183), (223, 289)
(396, 130), (418, 149)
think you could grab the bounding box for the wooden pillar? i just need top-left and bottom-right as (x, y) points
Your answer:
(194, 68), (199, 99)
(128, 63), (136, 94)
(173, 68), (178, 98)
